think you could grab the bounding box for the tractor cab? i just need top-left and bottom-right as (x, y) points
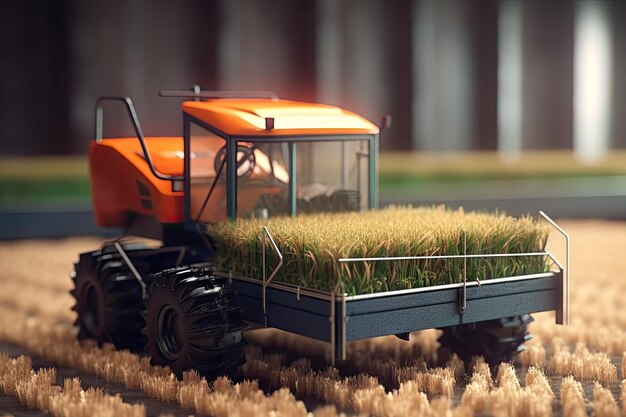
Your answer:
(179, 96), (380, 223)
(89, 91), (379, 241)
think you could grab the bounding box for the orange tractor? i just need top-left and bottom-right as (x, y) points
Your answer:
(73, 88), (380, 376)
(72, 88), (567, 378)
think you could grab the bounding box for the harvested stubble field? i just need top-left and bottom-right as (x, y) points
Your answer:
(0, 219), (626, 416)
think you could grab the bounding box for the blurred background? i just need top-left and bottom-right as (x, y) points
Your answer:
(1, 0), (626, 238)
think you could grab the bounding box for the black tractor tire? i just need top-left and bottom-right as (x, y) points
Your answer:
(144, 267), (248, 379)
(71, 249), (146, 352)
(438, 314), (533, 368)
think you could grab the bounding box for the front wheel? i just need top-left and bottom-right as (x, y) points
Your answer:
(438, 314), (533, 368)
(145, 267), (248, 379)
(71, 249), (145, 351)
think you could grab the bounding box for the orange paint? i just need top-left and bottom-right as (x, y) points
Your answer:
(89, 137), (185, 227)
(183, 99), (379, 137)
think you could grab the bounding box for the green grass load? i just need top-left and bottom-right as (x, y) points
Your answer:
(207, 206), (550, 295)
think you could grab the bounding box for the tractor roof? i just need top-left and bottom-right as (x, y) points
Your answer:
(182, 99), (379, 137)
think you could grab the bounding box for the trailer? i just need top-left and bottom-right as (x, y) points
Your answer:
(222, 218), (568, 364)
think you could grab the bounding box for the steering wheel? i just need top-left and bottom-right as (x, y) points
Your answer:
(214, 144), (256, 178)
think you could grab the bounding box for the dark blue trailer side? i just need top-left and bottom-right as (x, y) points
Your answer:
(226, 269), (564, 363)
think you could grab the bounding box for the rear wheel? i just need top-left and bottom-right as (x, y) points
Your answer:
(145, 267), (248, 378)
(438, 314), (533, 368)
(71, 248), (146, 351)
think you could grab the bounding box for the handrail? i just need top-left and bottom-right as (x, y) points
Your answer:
(262, 226), (283, 323)
(95, 96), (181, 181)
(159, 89), (279, 100)
(338, 251), (550, 263)
(339, 245), (553, 315)
(539, 210), (570, 325)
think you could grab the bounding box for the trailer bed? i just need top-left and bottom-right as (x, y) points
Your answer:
(222, 269), (564, 362)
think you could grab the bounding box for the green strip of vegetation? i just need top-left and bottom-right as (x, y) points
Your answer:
(0, 178), (91, 203)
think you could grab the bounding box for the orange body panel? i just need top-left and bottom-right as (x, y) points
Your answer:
(89, 136), (286, 227)
(183, 99), (379, 137)
(89, 137), (185, 227)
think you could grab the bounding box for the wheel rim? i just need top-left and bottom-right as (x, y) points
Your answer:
(83, 283), (101, 335)
(156, 305), (184, 361)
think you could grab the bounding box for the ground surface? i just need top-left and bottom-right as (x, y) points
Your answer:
(0, 220), (625, 416)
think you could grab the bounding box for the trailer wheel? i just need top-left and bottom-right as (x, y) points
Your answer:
(71, 249), (146, 351)
(438, 314), (533, 368)
(145, 267), (248, 379)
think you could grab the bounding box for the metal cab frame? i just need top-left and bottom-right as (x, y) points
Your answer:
(181, 112), (379, 227)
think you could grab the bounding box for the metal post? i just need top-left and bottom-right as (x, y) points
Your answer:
(368, 135), (378, 209)
(289, 142), (297, 216)
(96, 107), (103, 141)
(114, 242), (147, 300)
(460, 230), (467, 314)
(226, 139), (237, 219)
(539, 211), (570, 325)
(330, 291), (336, 365)
(341, 293), (347, 360)
(261, 226), (283, 327)
(341, 141), (348, 189)
(183, 114), (191, 224)
(263, 228), (267, 326)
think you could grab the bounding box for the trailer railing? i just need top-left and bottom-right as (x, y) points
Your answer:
(336, 211), (569, 324)
(262, 226), (283, 326)
(539, 210), (569, 325)
(260, 211), (569, 326)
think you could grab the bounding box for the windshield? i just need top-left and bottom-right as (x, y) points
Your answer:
(237, 139), (370, 219)
(297, 140), (369, 213)
(187, 121), (371, 222)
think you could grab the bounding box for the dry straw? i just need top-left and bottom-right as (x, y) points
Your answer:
(0, 305), (312, 417)
(460, 359), (492, 413)
(244, 344), (467, 417)
(549, 340), (617, 384)
(593, 382), (620, 417)
(246, 327), (442, 371)
(0, 301), (471, 417)
(208, 205), (550, 294)
(516, 339), (546, 368)
(461, 363), (554, 417)
(0, 353), (145, 417)
(560, 376), (586, 417)
(490, 364), (554, 417)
